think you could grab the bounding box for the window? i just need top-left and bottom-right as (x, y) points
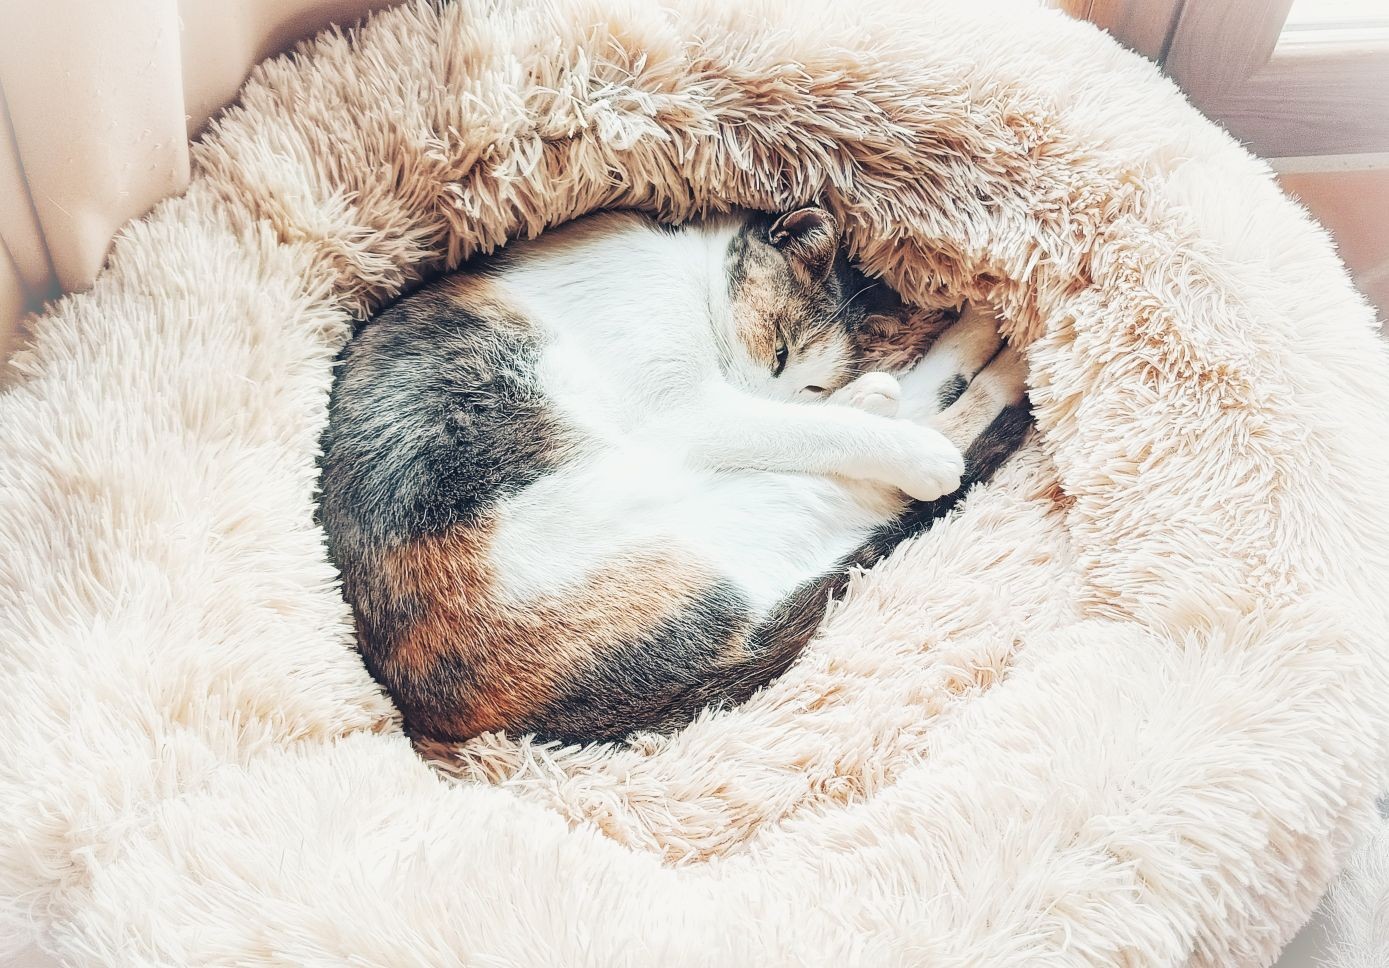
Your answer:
(1065, 0), (1389, 158)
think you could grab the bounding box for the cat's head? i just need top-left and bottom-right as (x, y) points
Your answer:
(717, 207), (886, 401)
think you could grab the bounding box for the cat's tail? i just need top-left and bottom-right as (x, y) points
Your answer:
(688, 349), (1033, 721)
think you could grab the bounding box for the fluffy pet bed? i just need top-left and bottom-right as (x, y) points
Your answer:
(3, 0), (1387, 963)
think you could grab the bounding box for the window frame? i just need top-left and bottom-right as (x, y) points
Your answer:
(1065, 0), (1389, 158)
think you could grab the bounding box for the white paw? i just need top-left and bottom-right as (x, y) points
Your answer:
(888, 424), (965, 502)
(832, 372), (901, 417)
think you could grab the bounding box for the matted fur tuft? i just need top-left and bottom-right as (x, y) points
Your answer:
(1, 0), (1387, 964)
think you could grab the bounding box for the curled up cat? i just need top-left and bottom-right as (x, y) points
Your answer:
(318, 207), (1030, 745)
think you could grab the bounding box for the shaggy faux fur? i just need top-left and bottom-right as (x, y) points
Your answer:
(1325, 807), (1389, 967)
(2, 0), (1387, 964)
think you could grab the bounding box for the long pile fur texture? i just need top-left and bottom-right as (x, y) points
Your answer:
(2, 0), (1387, 964)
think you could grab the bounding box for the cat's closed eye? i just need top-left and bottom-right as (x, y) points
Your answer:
(772, 335), (789, 376)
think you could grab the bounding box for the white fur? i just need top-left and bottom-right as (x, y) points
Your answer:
(505, 214), (964, 496)
(1322, 808), (1389, 968)
(3, 0), (1388, 964)
(487, 213), (986, 614)
(489, 446), (903, 613)
(833, 371), (901, 416)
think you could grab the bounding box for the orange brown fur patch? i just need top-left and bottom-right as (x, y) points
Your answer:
(368, 518), (726, 740)
(729, 245), (790, 367)
(436, 271), (504, 307)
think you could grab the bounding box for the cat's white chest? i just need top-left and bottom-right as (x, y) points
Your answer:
(485, 442), (881, 616)
(479, 212), (894, 617)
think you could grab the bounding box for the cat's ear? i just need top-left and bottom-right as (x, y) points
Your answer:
(768, 207), (838, 283)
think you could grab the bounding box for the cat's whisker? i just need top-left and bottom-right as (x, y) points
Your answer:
(826, 280), (882, 325)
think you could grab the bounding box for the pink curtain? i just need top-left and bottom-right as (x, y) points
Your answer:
(0, 0), (397, 362)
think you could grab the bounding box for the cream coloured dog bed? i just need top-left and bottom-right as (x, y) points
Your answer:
(3, 0), (1387, 964)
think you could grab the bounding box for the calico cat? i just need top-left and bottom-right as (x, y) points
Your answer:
(318, 207), (1029, 744)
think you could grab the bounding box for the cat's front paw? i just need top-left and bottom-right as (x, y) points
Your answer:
(832, 372), (901, 417)
(889, 425), (965, 502)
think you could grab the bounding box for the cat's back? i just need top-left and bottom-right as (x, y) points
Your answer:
(317, 208), (832, 743)
(490, 210), (724, 365)
(321, 209), (722, 541)
(319, 270), (574, 551)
